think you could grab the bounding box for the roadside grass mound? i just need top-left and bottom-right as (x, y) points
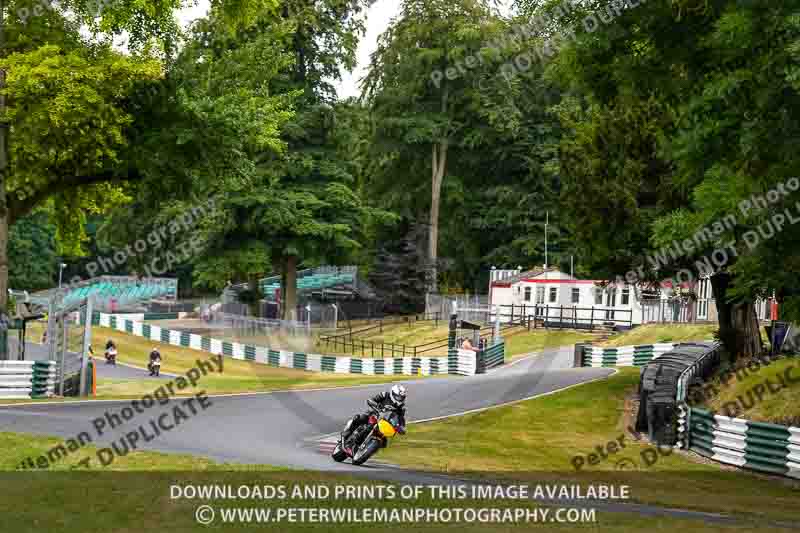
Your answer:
(318, 322), (452, 356)
(0, 432), (793, 533)
(600, 324), (718, 347)
(319, 320), (595, 358)
(702, 356), (800, 426)
(381, 369), (800, 522)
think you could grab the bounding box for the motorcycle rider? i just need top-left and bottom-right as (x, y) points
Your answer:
(341, 384), (407, 449)
(148, 347), (162, 375)
(104, 340), (117, 364)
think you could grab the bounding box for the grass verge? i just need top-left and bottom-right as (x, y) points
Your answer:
(10, 325), (425, 402)
(600, 323), (718, 347)
(701, 356), (800, 425)
(0, 432), (793, 532)
(320, 321), (596, 359)
(503, 329), (596, 359)
(380, 369), (800, 522)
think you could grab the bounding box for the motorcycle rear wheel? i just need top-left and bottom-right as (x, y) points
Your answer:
(352, 437), (381, 466)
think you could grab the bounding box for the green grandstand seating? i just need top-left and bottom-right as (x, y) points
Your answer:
(53, 278), (175, 310)
(255, 270), (356, 302)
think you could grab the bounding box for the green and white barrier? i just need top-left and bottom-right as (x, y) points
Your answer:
(0, 361), (58, 399)
(482, 342), (505, 370)
(684, 407), (800, 479)
(30, 361), (58, 398)
(581, 343), (679, 367)
(95, 312), (476, 376)
(448, 348), (477, 376)
(447, 342), (506, 376)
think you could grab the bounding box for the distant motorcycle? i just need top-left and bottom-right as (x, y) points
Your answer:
(104, 347), (117, 365)
(148, 359), (161, 377)
(331, 404), (405, 466)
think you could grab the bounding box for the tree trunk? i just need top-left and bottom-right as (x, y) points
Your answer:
(247, 276), (260, 318)
(281, 255), (298, 321)
(710, 272), (762, 360)
(427, 83), (449, 294)
(429, 140), (447, 293)
(0, 0), (8, 314)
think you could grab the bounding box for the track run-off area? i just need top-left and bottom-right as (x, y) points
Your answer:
(3, 346), (800, 528)
(0, 347), (608, 470)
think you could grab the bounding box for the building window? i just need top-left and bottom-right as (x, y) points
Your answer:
(595, 289), (603, 305)
(524, 287), (531, 302)
(536, 287), (545, 304)
(549, 287), (557, 303)
(571, 288), (580, 304)
(621, 288), (630, 305)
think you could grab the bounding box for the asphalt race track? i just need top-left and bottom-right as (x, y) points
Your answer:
(14, 339), (174, 381)
(0, 347), (609, 470)
(94, 360), (175, 380)
(3, 348), (796, 527)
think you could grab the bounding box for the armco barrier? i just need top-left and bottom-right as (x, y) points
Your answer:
(635, 342), (722, 446)
(95, 312), (501, 377)
(684, 407), (800, 479)
(0, 361), (58, 399)
(580, 343), (680, 367)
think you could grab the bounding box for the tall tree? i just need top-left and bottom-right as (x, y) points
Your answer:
(0, 0), (290, 320)
(8, 210), (57, 290)
(169, 1), (389, 320)
(97, 9), (296, 291)
(364, 0), (507, 292)
(539, 0), (800, 358)
(0, 0), (190, 312)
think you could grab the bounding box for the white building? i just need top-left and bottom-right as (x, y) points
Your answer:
(487, 266), (741, 328)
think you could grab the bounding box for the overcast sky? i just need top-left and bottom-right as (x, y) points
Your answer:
(177, 0), (514, 99)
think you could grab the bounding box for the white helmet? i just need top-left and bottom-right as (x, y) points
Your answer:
(390, 384), (407, 406)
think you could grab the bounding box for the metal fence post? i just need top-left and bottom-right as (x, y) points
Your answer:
(493, 306), (500, 344)
(78, 296), (94, 396)
(58, 318), (67, 396)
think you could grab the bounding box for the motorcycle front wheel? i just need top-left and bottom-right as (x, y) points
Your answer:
(331, 441), (347, 463)
(352, 437), (381, 466)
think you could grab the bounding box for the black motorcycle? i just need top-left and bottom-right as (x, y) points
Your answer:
(331, 405), (405, 466)
(148, 358), (161, 377)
